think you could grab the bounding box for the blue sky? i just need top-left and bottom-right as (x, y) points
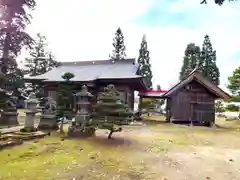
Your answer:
(134, 1), (196, 28)
(20, 0), (240, 92)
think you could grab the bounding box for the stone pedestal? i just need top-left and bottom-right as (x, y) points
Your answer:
(67, 127), (95, 137)
(23, 93), (39, 131)
(75, 114), (89, 129)
(24, 110), (37, 128)
(0, 111), (19, 126)
(38, 114), (58, 130)
(68, 114), (93, 137)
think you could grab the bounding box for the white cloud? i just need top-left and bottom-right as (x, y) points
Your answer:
(19, 0), (240, 92)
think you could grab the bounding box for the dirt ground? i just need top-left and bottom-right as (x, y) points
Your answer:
(1, 119), (240, 180)
(119, 123), (240, 180)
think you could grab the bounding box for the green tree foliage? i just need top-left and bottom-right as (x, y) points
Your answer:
(225, 104), (239, 112)
(228, 66), (240, 102)
(0, 0), (36, 67)
(24, 33), (58, 76)
(24, 33), (58, 98)
(110, 28), (126, 61)
(137, 35), (153, 89)
(56, 72), (75, 132)
(0, 73), (8, 112)
(155, 84), (165, 109)
(201, 35), (220, 85)
(141, 98), (156, 111)
(92, 84), (132, 139)
(156, 84), (161, 91)
(0, 0), (36, 102)
(200, 0), (236, 5)
(179, 35), (220, 86)
(179, 43), (201, 81)
(61, 72), (75, 81)
(215, 100), (225, 113)
(56, 72), (75, 118)
(5, 58), (25, 91)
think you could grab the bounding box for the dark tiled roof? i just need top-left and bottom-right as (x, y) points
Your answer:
(25, 58), (141, 82)
(163, 70), (231, 100)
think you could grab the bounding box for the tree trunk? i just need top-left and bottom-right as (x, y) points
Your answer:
(59, 118), (64, 133)
(108, 130), (113, 139)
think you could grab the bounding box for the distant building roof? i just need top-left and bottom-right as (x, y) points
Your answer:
(138, 90), (168, 98)
(24, 58), (143, 82)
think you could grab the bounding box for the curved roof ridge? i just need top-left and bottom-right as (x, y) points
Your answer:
(59, 58), (136, 66)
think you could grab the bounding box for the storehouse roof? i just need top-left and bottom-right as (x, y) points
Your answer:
(163, 69), (231, 100)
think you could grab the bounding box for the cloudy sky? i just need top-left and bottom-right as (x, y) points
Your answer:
(20, 0), (240, 91)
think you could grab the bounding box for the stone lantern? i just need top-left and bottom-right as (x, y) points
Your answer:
(68, 85), (93, 136)
(38, 97), (58, 130)
(75, 85), (93, 128)
(24, 93), (39, 129)
(0, 89), (19, 126)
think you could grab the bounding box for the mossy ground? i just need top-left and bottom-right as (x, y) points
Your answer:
(1, 115), (240, 180)
(0, 128), (152, 180)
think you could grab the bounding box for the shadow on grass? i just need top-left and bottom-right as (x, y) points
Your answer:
(142, 115), (168, 125)
(142, 119), (168, 125)
(64, 131), (138, 148)
(88, 135), (136, 147)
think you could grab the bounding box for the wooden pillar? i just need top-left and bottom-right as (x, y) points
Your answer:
(138, 96), (143, 114)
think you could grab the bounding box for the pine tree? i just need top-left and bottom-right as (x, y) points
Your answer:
(5, 58), (24, 91)
(92, 84), (132, 139)
(110, 28), (126, 61)
(56, 72), (75, 133)
(24, 33), (58, 98)
(201, 35), (220, 85)
(215, 100), (225, 113)
(0, 0), (36, 107)
(228, 66), (240, 102)
(24, 33), (58, 76)
(179, 43), (201, 81)
(0, 0), (36, 71)
(137, 35), (153, 89)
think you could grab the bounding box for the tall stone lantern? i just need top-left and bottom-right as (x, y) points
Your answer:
(24, 93), (39, 130)
(38, 97), (58, 130)
(75, 85), (93, 128)
(68, 85), (93, 136)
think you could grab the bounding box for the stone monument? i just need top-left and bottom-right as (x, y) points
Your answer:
(0, 89), (19, 126)
(68, 85), (94, 137)
(23, 93), (39, 131)
(38, 97), (58, 130)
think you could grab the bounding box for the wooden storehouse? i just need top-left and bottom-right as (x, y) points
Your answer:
(162, 69), (231, 126)
(24, 59), (147, 110)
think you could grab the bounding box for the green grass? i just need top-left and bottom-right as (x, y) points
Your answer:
(0, 134), (151, 180)
(142, 115), (240, 130)
(142, 115), (166, 122)
(1, 114), (240, 179)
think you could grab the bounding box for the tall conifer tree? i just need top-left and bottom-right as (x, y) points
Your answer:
(24, 33), (58, 76)
(179, 43), (201, 81)
(0, 1), (36, 93)
(137, 35), (153, 89)
(201, 35), (220, 85)
(179, 36), (220, 86)
(110, 28), (126, 61)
